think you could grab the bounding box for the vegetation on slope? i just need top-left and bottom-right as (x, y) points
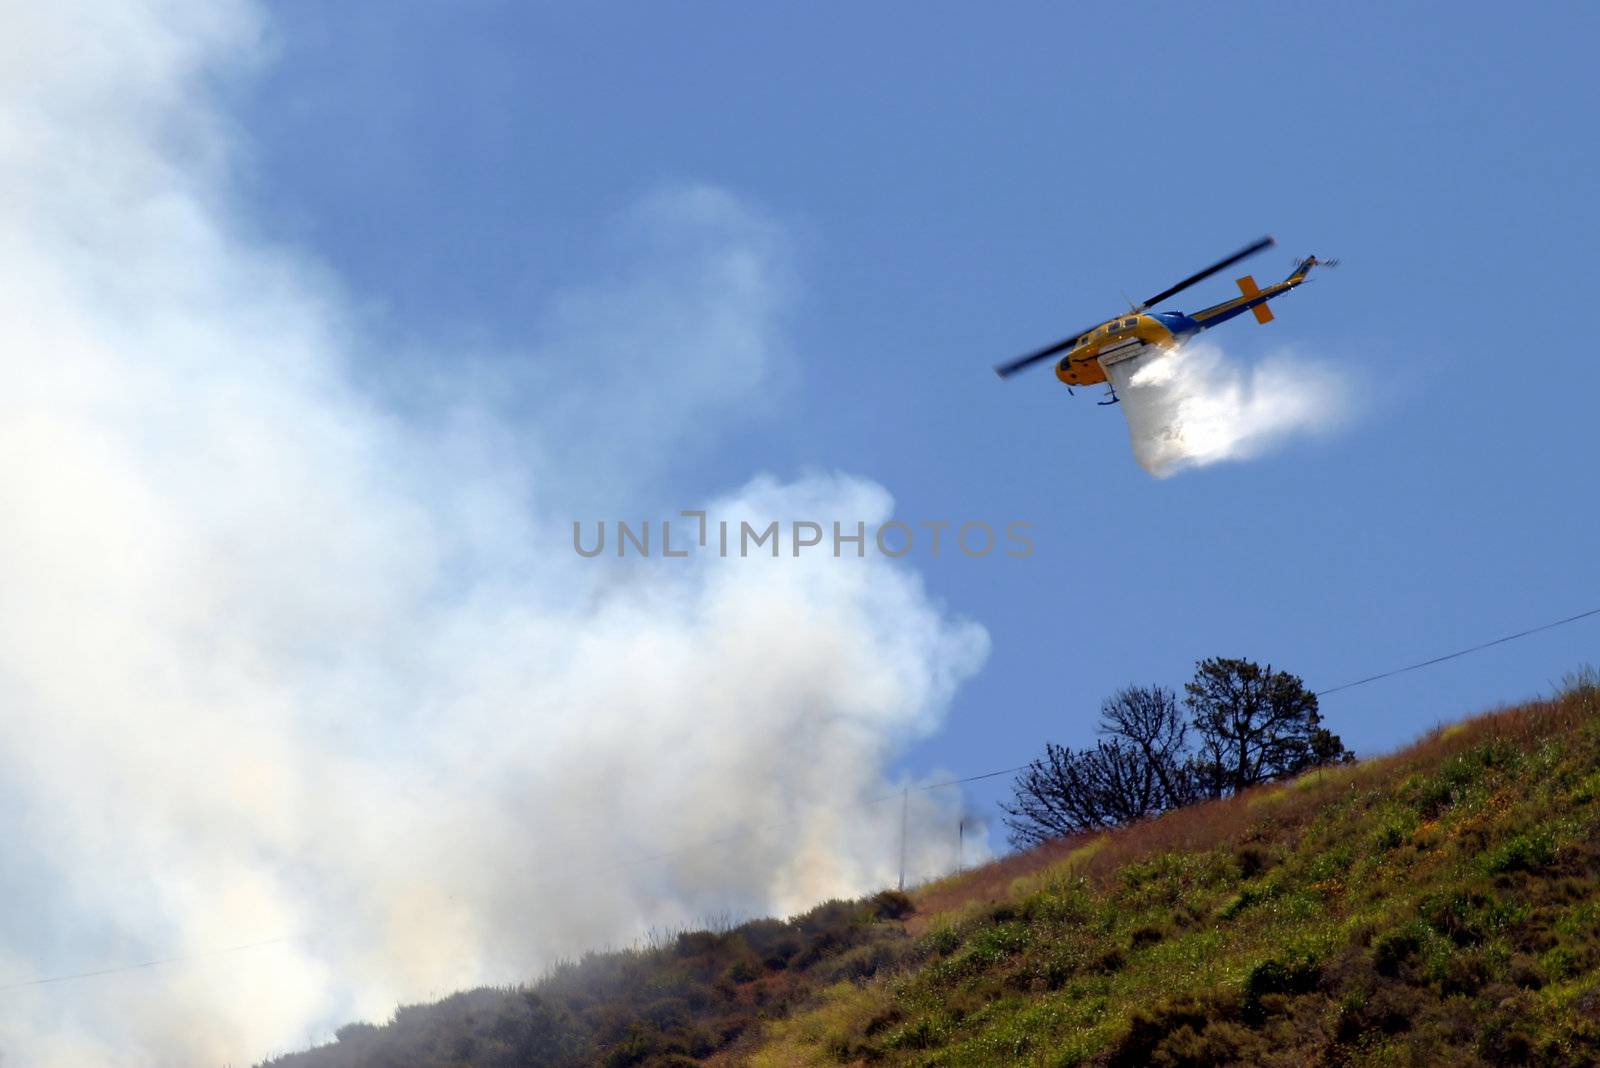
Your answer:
(758, 690), (1600, 1066)
(261, 891), (917, 1068)
(265, 686), (1600, 1068)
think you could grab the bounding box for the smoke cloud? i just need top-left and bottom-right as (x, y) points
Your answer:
(1104, 341), (1356, 477)
(0, 3), (987, 1065)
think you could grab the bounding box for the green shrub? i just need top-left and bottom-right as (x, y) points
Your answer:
(1107, 991), (1263, 1068)
(1220, 882), (1281, 920)
(1414, 741), (1518, 817)
(1373, 822), (1407, 851)
(1035, 951), (1078, 991)
(724, 958), (760, 984)
(1467, 739), (1523, 772)
(818, 939), (908, 983)
(921, 924), (962, 957)
(1538, 944), (1581, 980)
(1483, 831), (1556, 874)
(1244, 952), (1321, 1001)
(1418, 890), (1521, 945)
(1416, 759), (1478, 816)
(886, 1017), (939, 1051)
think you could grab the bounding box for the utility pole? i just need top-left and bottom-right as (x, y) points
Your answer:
(958, 817), (965, 873)
(897, 786), (909, 891)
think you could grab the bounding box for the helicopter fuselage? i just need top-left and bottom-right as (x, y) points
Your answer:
(1054, 258), (1321, 389)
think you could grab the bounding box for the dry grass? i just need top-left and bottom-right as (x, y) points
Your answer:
(910, 697), (1592, 937)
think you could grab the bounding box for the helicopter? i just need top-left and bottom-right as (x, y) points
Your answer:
(993, 236), (1336, 404)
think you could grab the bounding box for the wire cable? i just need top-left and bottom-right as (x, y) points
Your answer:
(0, 936), (292, 994)
(1314, 604), (1600, 697)
(917, 766), (1030, 792)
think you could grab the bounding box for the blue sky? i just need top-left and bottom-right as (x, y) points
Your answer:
(240, 3), (1599, 830)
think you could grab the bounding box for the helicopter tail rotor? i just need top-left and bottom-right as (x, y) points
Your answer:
(1292, 254), (1341, 271)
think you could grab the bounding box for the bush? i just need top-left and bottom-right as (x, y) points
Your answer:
(640, 997), (691, 1030)
(1220, 882), (1280, 920)
(867, 889), (915, 920)
(673, 931), (719, 958)
(1233, 844), (1270, 878)
(1414, 741), (1518, 817)
(921, 924), (962, 957)
(1372, 924), (1427, 977)
(333, 1022), (378, 1044)
(1034, 951), (1077, 992)
(1092, 947), (1126, 974)
(1554, 662), (1600, 698)
(1334, 983), (1422, 1041)
(724, 958), (760, 984)
(1129, 924), (1165, 949)
(1107, 991), (1263, 1068)
(1438, 949), (1492, 995)
(1244, 953), (1320, 1001)
(818, 939), (908, 983)
(1418, 890), (1520, 945)
(886, 1017), (939, 1051)
(1373, 823), (1407, 851)
(1369, 806), (1417, 852)
(1483, 831), (1556, 874)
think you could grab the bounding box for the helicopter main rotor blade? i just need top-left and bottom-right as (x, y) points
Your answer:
(993, 236), (1275, 379)
(1138, 234), (1276, 311)
(993, 322), (1102, 379)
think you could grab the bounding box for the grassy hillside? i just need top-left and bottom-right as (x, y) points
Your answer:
(265, 689), (1600, 1067)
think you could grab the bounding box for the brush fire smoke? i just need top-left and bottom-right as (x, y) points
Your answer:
(1104, 341), (1355, 477)
(0, 4), (987, 1065)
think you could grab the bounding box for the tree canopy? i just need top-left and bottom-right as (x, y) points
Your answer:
(1004, 660), (1351, 847)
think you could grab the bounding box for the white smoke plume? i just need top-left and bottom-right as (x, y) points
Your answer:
(1105, 341), (1356, 477)
(0, 3), (988, 1065)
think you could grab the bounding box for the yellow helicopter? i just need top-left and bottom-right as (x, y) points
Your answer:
(994, 236), (1336, 403)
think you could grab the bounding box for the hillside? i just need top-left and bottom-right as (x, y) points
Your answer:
(264, 689), (1600, 1067)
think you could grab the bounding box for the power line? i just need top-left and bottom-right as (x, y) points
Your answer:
(0, 936), (291, 994)
(917, 766), (1030, 792)
(914, 602), (1600, 790)
(1314, 604), (1600, 696)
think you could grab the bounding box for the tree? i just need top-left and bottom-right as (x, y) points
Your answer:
(1003, 670), (1353, 848)
(1184, 657), (1351, 798)
(1001, 739), (1153, 846)
(1100, 684), (1199, 810)
(1002, 685), (1196, 848)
